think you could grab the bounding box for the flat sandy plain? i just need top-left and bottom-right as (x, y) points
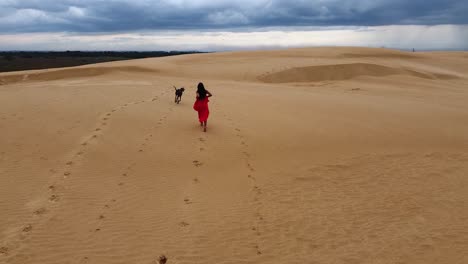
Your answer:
(1, 47), (467, 264)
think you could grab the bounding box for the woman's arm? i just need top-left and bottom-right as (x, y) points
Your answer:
(206, 90), (213, 97)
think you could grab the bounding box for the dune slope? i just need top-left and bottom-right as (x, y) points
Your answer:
(1, 47), (468, 264)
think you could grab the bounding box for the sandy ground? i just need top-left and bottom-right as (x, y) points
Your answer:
(1, 47), (468, 264)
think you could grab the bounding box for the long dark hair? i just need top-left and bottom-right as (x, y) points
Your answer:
(197, 82), (207, 100)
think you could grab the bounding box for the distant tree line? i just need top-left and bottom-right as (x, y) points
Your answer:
(0, 51), (205, 72)
(1, 50), (203, 59)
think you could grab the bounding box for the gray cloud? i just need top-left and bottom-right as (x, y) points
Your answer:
(0, 0), (467, 33)
(1, 25), (467, 51)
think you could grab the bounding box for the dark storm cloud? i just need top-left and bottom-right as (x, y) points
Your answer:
(0, 0), (467, 33)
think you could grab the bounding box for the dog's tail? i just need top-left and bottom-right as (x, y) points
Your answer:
(173, 85), (177, 91)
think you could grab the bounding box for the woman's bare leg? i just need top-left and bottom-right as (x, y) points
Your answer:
(203, 121), (207, 132)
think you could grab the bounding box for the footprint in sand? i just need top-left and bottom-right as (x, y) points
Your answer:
(66, 161), (73, 166)
(248, 174), (256, 181)
(193, 178), (199, 183)
(184, 198), (192, 204)
(64, 172), (71, 176)
(253, 186), (262, 195)
(49, 194), (59, 202)
(0, 247), (9, 256)
(22, 224), (33, 233)
(179, 221), (190, 227)
(192, 160), (203, 167)
(255, 245), (262, 255)
(99, 215), (105, 220)
(34, 208), (47, 216)
(158, 255), (168, 264)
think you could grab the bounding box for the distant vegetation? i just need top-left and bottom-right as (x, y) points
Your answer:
(0, 51), (204, 72)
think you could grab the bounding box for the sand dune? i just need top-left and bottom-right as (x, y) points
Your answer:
(258, 62), (459, 83)
(0, 66), (157, 86)
(1, 47), (468, 264)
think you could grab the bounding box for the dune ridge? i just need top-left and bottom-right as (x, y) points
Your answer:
(0, 66), (157, 85)
(258, 63), (460, 83)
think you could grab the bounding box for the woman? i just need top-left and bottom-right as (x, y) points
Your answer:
(193, 82), (212, 132)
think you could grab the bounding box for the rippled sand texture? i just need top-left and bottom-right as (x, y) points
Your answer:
(1, 47), (468, 264)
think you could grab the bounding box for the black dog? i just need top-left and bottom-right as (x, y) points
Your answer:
(174, 87), (185, 104)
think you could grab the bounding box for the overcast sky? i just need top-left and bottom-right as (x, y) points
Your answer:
(0, 0), (467, 51)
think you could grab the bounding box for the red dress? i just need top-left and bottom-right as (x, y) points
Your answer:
(193, 97), (210, 122)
